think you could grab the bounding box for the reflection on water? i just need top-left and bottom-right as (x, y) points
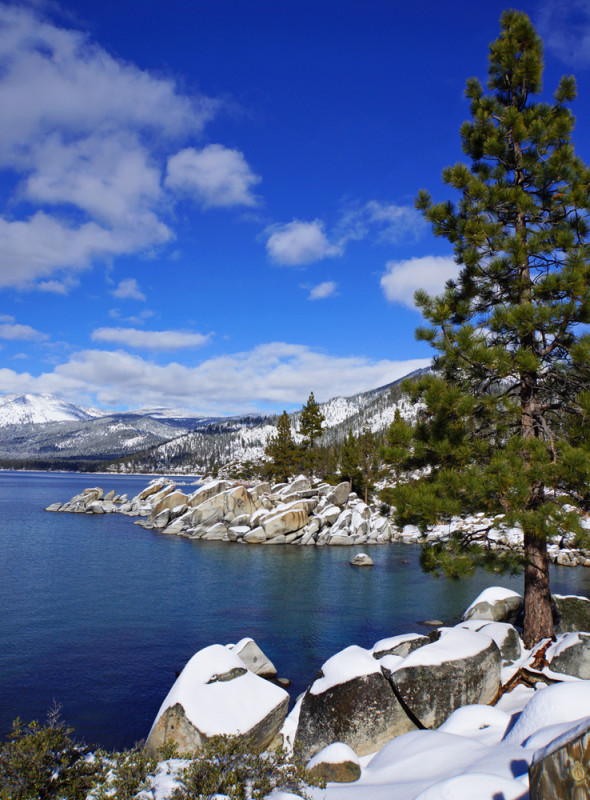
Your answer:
(1, 470), (590, 749)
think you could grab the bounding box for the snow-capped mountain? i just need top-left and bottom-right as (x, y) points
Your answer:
(109, 369), (427, 474)
(0, 393), (104, 426)
(0, 369), (427, 471)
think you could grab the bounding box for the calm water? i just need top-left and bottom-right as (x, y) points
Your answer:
(2, 470), (590, 751)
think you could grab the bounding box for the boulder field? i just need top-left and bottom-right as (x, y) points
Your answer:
(140, 585), (590, 798)
(46, 474), (590, 563)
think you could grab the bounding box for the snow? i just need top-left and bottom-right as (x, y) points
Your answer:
(438, 704), (511, 744)
(413, 773), (528, 800)
(307, 743), (360, 769)
(545, 631), (581, 661)
(148, 644), (288, 738)
(463, 586), (522, 616)
(309, 645), (381, 695)
(390, 628), (493, 670)
(531, 714), (590, 765)
(503, 680), (590, 746)
(371, 633), (424, 657)
(0, 392), (102, 426)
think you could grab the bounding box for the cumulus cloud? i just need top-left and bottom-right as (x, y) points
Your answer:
(0, 343), (431, 414)
(111, 278), (146, 301)
(380, 255), (460, 309)
(0, 315), (47, 341)
(0, 4), (221, 290)
(0, 212), (170, 290)
(308, 281), (337, 300)
(91, 327), (212, 351)
(166, 145), (261, 207)
(266, 220), (342, 266)
(267, 202), (424, 267)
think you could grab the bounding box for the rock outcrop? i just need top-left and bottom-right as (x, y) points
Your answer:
(48, 475), (396, 547)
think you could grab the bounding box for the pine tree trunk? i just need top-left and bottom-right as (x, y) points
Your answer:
(522, 530), (554, 648)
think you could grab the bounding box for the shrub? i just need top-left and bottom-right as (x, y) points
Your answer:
(0, 705), (102, 800)
(171, 735), (323, 800)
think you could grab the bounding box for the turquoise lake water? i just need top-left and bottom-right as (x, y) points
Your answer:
(2, 469), (590, 751)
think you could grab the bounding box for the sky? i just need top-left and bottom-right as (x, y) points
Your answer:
(1, 0), (590, 415)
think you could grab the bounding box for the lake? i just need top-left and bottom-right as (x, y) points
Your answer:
(2, 469), (590, 751)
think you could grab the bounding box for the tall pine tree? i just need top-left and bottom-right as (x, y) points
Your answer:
(393, 10), (590, 647)
(299, 391), (325, 476)
(264, 411), (299, 482)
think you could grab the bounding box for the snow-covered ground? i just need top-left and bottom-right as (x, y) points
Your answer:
(140, 677), (590, 800)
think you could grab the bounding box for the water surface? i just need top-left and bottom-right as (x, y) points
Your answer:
(2, 470), (589, 750)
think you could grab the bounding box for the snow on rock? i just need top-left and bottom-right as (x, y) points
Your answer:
(309, 646), (381, 695)
(306, 742), (361, 783)
(462, 586), (523, 624)
(295, 645), (416, 760)
(503, 681), (590, 747)
(388, 629), (502, 730)
(145, 644), (289, 755)
(438, 704), (512, 745)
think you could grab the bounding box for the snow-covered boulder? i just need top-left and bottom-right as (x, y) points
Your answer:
(306, 742), (361, 783)
(462, 587), (523, 625)
(503, 681), (590, 747)
(458, 620), (522, 665)
(349, 553), (373, 567)
(388, 628), (502, 729)
(145, 644), (289, 756)
(546, 632), (590, 679)
(552, 594), (590, 634)
(229, 638), (277, 679)
(294, 645), (416, 760)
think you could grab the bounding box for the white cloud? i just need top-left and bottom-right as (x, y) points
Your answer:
(308, 281), (337, 300)
(380, 255), (460, 308)
(0, 315), (47, 341)
(538, 0), (590, 66)
(112, 278), (146, 301)
(91, 327), (212, 351)
(266, 220), (342, 266)
(267, 202), (424, 267)
(166, 144), (261, 208)
(0, 343), (431, 414)
(0, 212), (171, 290)
(0, 4), (220, 290)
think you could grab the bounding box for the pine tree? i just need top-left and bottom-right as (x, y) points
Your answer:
(357, 424), (379, 503)
(298, 391), (325, 476)
(339, 429), (362, 493)
(393, 10), (590, 648)
(264, 411), (299, 482)
(382, 409), (414, 482)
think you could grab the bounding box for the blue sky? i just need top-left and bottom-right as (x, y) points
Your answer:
(1, 0), (589, 414)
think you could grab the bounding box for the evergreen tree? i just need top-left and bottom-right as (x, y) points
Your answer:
(393, 10), (590, 647)
(299, 391), (325, 475)
(264, 411), (299, 481)
(339, 429), (362, 494)
(357, 424), (379, 503)
(382, 409), (414, 482)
